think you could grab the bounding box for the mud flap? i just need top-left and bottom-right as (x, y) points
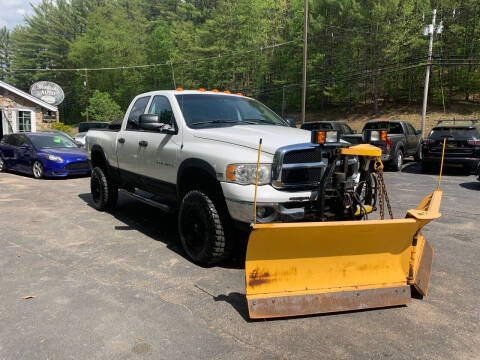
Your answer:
(245, 190), (442, 319)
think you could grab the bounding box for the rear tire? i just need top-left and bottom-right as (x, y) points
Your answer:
(391, 149), (403, 172)
(178, 190), (232, 266)
(90, 166), (118, 211)
(32, 160), (44, 179)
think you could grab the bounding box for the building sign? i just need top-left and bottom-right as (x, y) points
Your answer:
(30, 81), (65, 106)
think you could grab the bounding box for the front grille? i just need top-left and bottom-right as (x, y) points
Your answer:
(282, 168), (323, 184)
(272, 144), (326, 189)
(283, 149), (323, 164)
(65, 161), (89, 170)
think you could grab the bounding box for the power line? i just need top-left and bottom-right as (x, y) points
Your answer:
(7, 39), (300, 73)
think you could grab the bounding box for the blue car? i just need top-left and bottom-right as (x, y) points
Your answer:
(0, 132), (90, 179)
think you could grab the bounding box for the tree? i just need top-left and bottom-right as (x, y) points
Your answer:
(84, 90), (123, 123)
(0, 26), (10, 80)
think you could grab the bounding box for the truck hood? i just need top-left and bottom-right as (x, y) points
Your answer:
(193, 125), (311, 155)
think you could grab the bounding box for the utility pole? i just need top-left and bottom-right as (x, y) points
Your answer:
(84, 68), (89, 122)
(421, 9), (442, 137)
(301, 0), (308, 124)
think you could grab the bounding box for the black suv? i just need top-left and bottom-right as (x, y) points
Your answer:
(422, 120), (480, 173)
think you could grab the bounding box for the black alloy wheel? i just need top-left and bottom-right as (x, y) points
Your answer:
(178, 190), (232, 266)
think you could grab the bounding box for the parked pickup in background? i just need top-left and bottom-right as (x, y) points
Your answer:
(85, 90), (364, 266)
(300, 121), (357, 141)
(342, 120), (422, 171)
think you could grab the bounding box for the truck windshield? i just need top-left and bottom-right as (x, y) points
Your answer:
(175, 94), (288, 128)
(429, 127), (478, 139)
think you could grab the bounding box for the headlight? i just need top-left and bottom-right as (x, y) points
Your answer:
(226, 164), (271, 185)
(44, 154), (64, 163)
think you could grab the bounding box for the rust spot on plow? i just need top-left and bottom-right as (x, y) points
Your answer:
(248, 268), (272, 287)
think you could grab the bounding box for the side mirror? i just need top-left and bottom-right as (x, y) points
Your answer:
(138, 114), (164, 131)
(415, 130), (421, 135)
(284, 117), (297, 128)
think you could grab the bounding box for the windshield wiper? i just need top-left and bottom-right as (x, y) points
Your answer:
(191, 119), (242, 126)
(242, 118), (277, 125)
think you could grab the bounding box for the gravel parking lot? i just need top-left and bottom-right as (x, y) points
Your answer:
(0, 164), (478, 360)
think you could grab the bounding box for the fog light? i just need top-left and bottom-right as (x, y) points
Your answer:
(256, 207), (266, 218)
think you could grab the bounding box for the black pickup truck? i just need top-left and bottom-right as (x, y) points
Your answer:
(343, 120), (422, 171)
(300, 121), (357, 140)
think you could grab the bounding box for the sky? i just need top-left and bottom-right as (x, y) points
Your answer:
(0, 0), (43, 29)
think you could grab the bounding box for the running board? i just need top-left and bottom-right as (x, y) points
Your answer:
(119, 189), (175, 213)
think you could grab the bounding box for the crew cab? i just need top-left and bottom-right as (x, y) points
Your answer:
(422, 120), (480, 173)
(86, 90), (364, 266)
(343, 120), (422, 171)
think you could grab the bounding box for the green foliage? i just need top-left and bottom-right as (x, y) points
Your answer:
(84, 90), (123, 123)
(51, 122), (73, 135)
(2, 0), (480, 121)
(0, 26), (10, 80)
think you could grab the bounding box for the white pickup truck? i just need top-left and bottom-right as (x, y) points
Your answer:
(86, 90), (366, 265)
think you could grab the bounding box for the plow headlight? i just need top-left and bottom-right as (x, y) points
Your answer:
(311, 130), (339, 144)
(365, 129), (388, 143)
(226, 164), (272, 185)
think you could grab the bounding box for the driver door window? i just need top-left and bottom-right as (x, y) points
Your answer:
(147, 96), (175, 126)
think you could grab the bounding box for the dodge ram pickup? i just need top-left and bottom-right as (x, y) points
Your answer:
(86, 90), (370, 265)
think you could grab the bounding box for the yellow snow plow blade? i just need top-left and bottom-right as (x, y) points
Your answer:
(245, 190), (442, 319)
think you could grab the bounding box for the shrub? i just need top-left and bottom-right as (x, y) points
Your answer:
(83, 90), (123, 123)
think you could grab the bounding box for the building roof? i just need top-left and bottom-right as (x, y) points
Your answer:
(0, 80), (58, 112)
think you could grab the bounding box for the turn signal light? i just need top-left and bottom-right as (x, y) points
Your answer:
(381, 130), (387, 141)
(311, 130), (326, 144)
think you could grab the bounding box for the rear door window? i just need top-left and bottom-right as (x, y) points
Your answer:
(126, 96), (150, 130)
(340, 123), (354, 134)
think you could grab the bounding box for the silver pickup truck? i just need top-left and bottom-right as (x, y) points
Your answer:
(86, 90), (366, 265)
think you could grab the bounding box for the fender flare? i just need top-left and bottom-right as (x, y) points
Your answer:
(177, 158), (219, 197)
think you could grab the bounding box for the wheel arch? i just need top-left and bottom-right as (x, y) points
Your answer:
(177, 158), (223, 199)
(90, 145), (110, 171)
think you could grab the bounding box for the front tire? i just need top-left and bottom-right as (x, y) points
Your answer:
(178, 190), (232, 266)
(0, 157), (5, 172)
(32, 160), (44, 179)
(90, 166), (118, 211)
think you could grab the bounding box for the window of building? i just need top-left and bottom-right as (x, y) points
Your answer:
(18, 111), (32, 132)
